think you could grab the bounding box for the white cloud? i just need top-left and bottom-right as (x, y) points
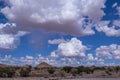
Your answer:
(0, 34), (19, 49)
(59, 58), (81, 66)
(0, 23), (29, 50)
(112, 3), (118, 8)
(0, 31), (28, 50)
(85, 53), (105, 65)
(96, 44), (120, 60)
(117, 6), (120, 16)
(0, 23), (8, 30)
(54, 38), (88, 57)
(112, 48), (120, 59)
(50, 51), (58, 58)
(113, 20), (120, 27)
(3, 0), (120, 37)
(48, 38), (66, 44)
(87, 54), (94, 61)
(95, 20), (120, 37)
(19, 56), (35, 65)
(0, 23), (16, 33)
(25, 56), (34, 60)
(0, 55), (18, 65)
(1, 0), (106, 36)
(0, 53), (114, 66)
(96, 25), (120, 37)
(96, 45), (113, 59)
(16, 31), (29, 37)
(96, 6), (120, 36)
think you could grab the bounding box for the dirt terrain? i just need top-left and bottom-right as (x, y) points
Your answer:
(0, 62), (120, 79)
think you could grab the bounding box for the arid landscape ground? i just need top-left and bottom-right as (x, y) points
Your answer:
(0, 62), (120, 80)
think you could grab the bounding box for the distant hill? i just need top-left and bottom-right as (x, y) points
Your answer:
(36, 62), (52, 69)
(0, 63), (8, 67)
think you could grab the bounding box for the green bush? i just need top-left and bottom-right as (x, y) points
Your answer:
(84, 67), (94, 74)
(62, 66), (72, 73)
(114, 66), (120, 73)
(6, 68), (15, 77)
(107, 67), (113, 72)
(20, 68), (30, 77)
(77, 66), (85, 74)
(20, 66), (31, 77)
(47, 68), (55, 74)
(0, 67), (15, 78)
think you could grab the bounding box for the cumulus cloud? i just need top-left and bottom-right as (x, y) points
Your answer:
(113, 20), (120, 27)
(1, 0), (106, 36)
(96, 25), (120, 37)
(0, 32), (28, 50)
(50, 51), (58, 58)
(0, 55), (18, 65)
(96, 20), (120, 37)
(87, 54), (94, 61)
(96, 44), (120, 60)
(53, 38), (88, 57)
(20, 56), (35, 65)
(0, 23), (28, 50)
(0, 53), (109, 66)
(95, 4), (120, 37)
(48, 38), (66, 44)
(0, 34), (19, 49)
(116, 6), (120, 16)
(0, 23), (16, 32)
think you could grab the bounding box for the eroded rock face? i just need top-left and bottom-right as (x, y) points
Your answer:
(36, 62), (52, 69)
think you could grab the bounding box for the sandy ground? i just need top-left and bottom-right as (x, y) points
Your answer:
(0, 78), (120, 80)
(0, 77), (54, 80)
(0, 77), (80, 80)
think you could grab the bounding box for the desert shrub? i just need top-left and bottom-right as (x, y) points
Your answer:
(20, 68), (30, 77)
(0, 67), (15, 78)
(105, 70), (112, 75)
(6, 68), (15, 77)
(84, 67), (94, 74)
(71, 68), (78, 76)
(94, 66), (105, 70)
(34, 67), (39, 70)
(77, 66), (85, 74)
(47, 68), (55, 74)
(28, 65), (32, 70)
(0, 68), (7, 78)
(107, 67), (113, 72)
(62, 66), (72, 73)
(114, 66), (120, 73)
(19, 66), (31, 77)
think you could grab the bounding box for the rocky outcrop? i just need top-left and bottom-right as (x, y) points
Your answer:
(36, 62), (52, 69)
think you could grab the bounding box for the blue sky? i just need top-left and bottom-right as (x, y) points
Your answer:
(0, 0), (120, 66)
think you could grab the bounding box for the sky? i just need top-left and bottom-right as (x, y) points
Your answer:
(0, 0), (120, 66)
